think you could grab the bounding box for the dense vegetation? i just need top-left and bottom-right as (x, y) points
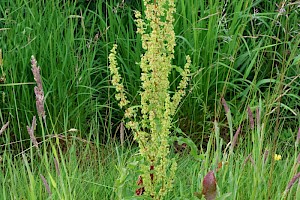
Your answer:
(0, 0), (299, 199)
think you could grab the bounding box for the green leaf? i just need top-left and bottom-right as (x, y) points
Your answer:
(291, 54), (300, 66)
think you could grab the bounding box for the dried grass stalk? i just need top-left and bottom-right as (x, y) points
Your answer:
(0, 121), (9, 135)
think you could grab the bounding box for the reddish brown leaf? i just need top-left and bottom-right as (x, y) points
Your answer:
(135, 187), (145, 196)
(137, 175), (143, 186)
(202, 170), (217, 200)
(150, 165), (154, 181)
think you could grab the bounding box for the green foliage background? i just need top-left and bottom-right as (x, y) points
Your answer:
(0, 0), (299, 199)
(1, 0), (299, 146)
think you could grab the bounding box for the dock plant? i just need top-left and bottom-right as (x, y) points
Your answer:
(108, 0), (191, 198)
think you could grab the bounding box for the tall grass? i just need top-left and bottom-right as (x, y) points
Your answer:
(175, 0), (299, 142)
(0, 0), (299, 199)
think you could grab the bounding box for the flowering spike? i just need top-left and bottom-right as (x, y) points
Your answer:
(243, 154), (255, 166)
(231, 125), (241, 150)
(256, 108), (260, 126)
(263, 150), (269, 163)
(247, 106), (254, 129)
(40, 174), (52, 196)
(27, 116), (39, 150)
(31, 56), (46, 120)
(54, 157), (61, 176)
(284, 172), (300, 196)
(221, 97), (229, 114)
(108, 0), (190, 198)
(108, 45), (130, 108)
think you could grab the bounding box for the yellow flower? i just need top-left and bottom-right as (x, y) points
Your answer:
(274, 154), (282, 161)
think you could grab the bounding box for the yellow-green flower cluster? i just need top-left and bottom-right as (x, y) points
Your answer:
(108, 0), (190, 198)
(171, 55), (191, 115)
(108, 44), (129, 108)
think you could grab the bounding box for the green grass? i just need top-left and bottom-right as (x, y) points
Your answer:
(0, 0), (299, 199)
(1, 124), (299, 199)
